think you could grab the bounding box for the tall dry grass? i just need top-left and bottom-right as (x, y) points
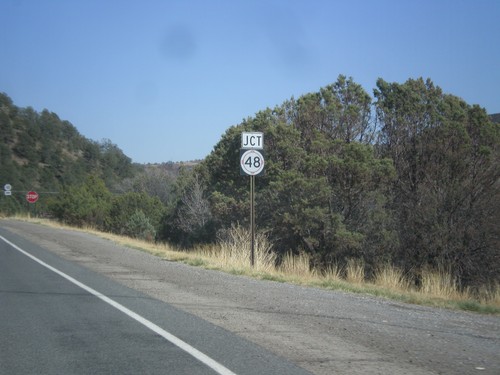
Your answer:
(278, 252), (312, 277)
(322, 263), (343, 282)
(374, 263), (411, 291)
(203, 224), (276, 272)
(419, 266), (468, 300)
(345, 258), (365, 284)
(477, 283), (500, 306)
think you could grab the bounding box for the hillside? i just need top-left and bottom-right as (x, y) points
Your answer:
(490, 113), (500, 123)
(0, 92), (138, 195)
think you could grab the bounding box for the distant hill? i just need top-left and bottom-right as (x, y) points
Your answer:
(144, 160), (201, 177)
(0, 92), (138, 195)
(490, 113), (500, 124)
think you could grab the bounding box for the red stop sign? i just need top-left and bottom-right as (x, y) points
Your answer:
(26, 191), (39, 203)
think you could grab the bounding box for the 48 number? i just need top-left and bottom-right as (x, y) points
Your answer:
(241, 150), (265, 175)
(244, 155), (261, 169)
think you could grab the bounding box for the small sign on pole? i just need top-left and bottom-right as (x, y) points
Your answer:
(240, 132), (265, 267)
(26, 191), (39, 204)
(4, 184), (12, 196)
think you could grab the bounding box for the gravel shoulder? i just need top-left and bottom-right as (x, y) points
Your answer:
(2, 219), (499, 375)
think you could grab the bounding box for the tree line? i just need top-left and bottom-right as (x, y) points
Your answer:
(1, 76), (498, 289)
(166, 76), (499, 288)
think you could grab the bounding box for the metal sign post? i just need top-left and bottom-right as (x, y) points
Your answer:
(241, 132), (264, 267)
(250, 175), (255, 267)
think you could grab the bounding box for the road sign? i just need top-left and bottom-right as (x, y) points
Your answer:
(240, 149), (265, 176)
(241, 132), (264, 149)
(240, 132), (265, 267)
(4, 191), (11, 196)
(26, 191), (39, 203)
(4, 184), (12, 191)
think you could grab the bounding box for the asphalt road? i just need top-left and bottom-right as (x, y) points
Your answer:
(1, 219), (499, 375)
(0, 223), (310, 375)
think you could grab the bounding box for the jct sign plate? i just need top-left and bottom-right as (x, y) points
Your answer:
(240, 149), (265, 176)
(241, 132), (264, 150)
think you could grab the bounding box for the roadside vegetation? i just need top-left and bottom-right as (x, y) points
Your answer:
(9, 216), (500, 315)
(1, 76), (499, 312)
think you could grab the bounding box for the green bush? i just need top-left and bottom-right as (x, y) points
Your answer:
(124, 210), (156, 241)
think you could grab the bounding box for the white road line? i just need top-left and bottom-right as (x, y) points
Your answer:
(0, 235), (237, 375)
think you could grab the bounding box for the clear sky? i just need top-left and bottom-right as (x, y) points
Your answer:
(1, 0), (499, 163)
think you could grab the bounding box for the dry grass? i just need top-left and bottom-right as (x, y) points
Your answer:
(279, 252), (312, 277)
(419, 266), (468, 300)
(6, 216), (499, 314)
(345, 258), (366, 284)
(374, 263), (411, 291)
(322, 263), (343, 282)
(198, 224), (276, 273)
(477, 284), (500, 306)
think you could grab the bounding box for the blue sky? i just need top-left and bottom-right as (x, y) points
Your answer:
(1, 0), (499, 163)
